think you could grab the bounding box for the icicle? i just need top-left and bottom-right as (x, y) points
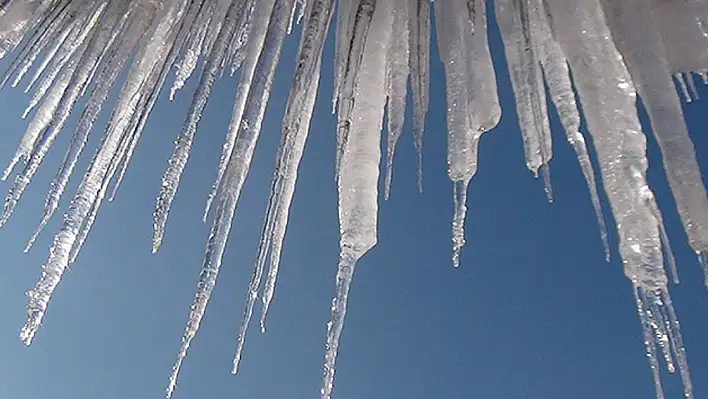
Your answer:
(495, 0), (553, 187)
(226, 0), (258, 76)
(546, 1), (693, 397)
(0, 2), (707, 399)
(436, 0), (499, 267)
(165, 0), (288, 395)
(153, 0), (246, 253)
(202, 0), (271, 223)
(8, 9), (75, 91)
(601, 0), (708, 287)
(232, 0), (333, 374)
(322, 3), (390, 397)
(534, 0), (609, 260)
(25, 9), (145, 251)
(334, 0), (377, 178)
(1, 5), (103, 184)
(634, 286), (665, 399)
(259, 0), (334, 331)
(1, 2), (124, 229)
(331, 0), (359, 113)
(0, 0), (72, 90)
(0, 0), (51, 59)
(19, 0), (190, 347)
(169, 0), (212, 101)
(408, 0), (430, 192)
(383, 0), (410, 199)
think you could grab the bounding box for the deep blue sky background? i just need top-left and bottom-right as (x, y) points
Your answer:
(1, 8), (707, 399)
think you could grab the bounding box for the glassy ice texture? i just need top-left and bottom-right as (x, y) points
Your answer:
(0, 0), (706, 398)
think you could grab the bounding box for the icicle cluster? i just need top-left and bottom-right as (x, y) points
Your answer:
(0, 0), (706, 398)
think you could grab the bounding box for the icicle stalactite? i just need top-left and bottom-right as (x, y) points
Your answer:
(165, 0), (289, 395)
(322, 2), (391, 398)
(25, 2), (151, 252)
(383, 0), (409, 199)
(603, 0), (708, 289)
(257, 0), (334, 331)
(436, 0), (499, 268)
(19, 0), (188, 347)
(532, 0), (610, 260)
(152, 0), (246, 253)
(408, 0), (430, 192)
(1, 3), (105, 186)
(495, 0), (553, 200)
(0, 1), (706, 399)
(202, 0), (270, 223)
(232, 0), (334, 374)
(334, 0), (376, 178)
(1, 1), (127, 230)
(0, 0), (53, 59)
(545, 0), (694, 396)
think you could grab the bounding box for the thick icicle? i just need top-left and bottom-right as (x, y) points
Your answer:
(545, 0), (694, 396)
(322, 3), (390, 398)
(165, 0), (289, 395)
(408, 0), (430, 192)
(602, 0), (708, 287)
(334, 0), (376, 178)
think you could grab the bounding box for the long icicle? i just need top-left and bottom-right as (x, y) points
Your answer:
(231, 0), (334, 375)
(322, 2), (391, 398)
(165, 0), (290, 395)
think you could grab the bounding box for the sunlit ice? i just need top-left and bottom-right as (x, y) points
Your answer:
(0, 1), (707, 398)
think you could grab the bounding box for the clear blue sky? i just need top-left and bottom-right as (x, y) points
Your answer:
(0, 10), (707, 399)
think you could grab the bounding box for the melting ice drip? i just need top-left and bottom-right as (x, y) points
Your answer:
(0, 0), (706, 398)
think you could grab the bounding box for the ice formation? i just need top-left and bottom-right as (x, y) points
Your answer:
(0, 0), (706, 398)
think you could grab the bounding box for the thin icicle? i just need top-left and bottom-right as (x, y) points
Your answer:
(0, 1), (74, 90)
(25, 10), (143, 252)
(256, 0), (334, 339)
(602, 0), (708, 287)
(169, 0), (212, 101)
(383, 0), (409, 199)
(546, 1), (693, 396)
(2, 5), (104, 184)
(408, 0), (430, 192)
(19, 0), (189, 347)
(235, 0), (333, 372)
(634, 286), (665, 399)
(153, 0), (245, 253)
(165, 0), (288, 394)
(203, 0), (271, 223)
(331, 0), (359, 113)
(534, 1), (609, 260)
(436, 0), (498, 267)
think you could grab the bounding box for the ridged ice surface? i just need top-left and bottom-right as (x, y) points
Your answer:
(0, 0), (706, 398)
